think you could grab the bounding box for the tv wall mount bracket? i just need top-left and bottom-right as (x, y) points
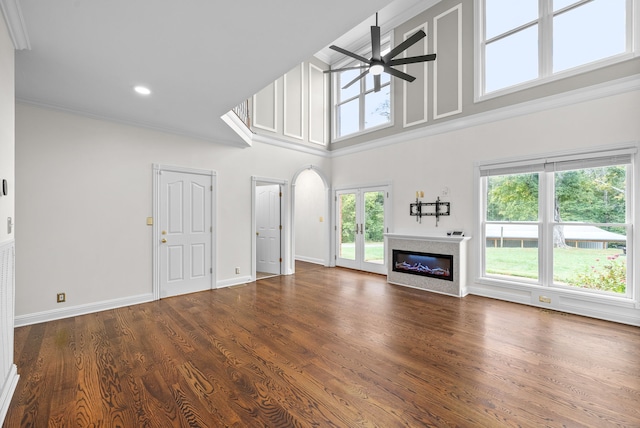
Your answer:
(410, 196), (450, 226)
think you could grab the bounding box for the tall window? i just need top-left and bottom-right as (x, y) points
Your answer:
(333, 42), (392, 140)
(480, 0), (632, 95)
(479, 147), (635, 297)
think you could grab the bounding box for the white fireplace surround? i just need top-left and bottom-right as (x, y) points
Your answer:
(385, 234), (471, 297)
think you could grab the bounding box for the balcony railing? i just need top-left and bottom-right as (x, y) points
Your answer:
(232, 100), (250, 129)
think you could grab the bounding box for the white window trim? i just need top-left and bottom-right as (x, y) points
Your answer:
(331, 34), (395, 142)
(474, 0), (639, 102)
(474, 143), (639, 307)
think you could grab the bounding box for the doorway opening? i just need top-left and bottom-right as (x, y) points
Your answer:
(292, 166), (331, 270)
(252, 177), (287, 281)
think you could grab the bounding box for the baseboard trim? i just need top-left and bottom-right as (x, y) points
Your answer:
(295, 256), (325, 265)
(0, 364), (18, 425)
(14, 293), (155, 327)
(216, 276), (253, 289)
(469, 284), (640, 327)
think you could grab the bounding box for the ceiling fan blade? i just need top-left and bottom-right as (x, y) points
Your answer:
(382, 30), (426, 62)
(383, 66), (416, 83)
(323, 65), (369, 74)
(387, 54), (437, 67)
(330, 45), (370, 64)
(371, 25), (381, 61)
(374, 74), (381, 93)
(342, 69), (369, 90)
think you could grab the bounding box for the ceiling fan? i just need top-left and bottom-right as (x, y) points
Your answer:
(325, 13), (436, 92)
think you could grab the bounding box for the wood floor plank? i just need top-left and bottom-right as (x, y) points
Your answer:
(5, 261), (640, 427)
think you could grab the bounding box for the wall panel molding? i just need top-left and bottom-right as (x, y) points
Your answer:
(0, 239), (18, 425)
(308, 63), (327, 145)
(253, 81), (278, 133)
(403, 22), (429, 128)
(434, 3), (462, 120)
(284, 63), (304, 140)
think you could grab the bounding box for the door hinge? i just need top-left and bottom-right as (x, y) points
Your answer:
(210, 185), (213, 191)
(279, 192), (282, 197)
(279, 258), (282, 262)
(334, 255), (337, 260)
(279, 225), (282, 230)
(387, 192), (389, 198)
(210, 267), (212, 273)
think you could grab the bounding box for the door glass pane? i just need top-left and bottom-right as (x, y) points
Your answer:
(485, 224), (539, 280)
(553, 0), (626, 73)
(338, 193), (356, 260)
(553, 225), (627, 294)
(363, 191), (385, 264)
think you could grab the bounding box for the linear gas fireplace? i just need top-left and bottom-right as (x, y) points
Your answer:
(393, 249), (453, 281)
(385, 234), (470, 297)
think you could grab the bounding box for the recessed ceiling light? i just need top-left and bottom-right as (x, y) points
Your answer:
(134, 86), (151, 95)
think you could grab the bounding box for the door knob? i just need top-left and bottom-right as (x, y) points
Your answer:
(161, 238), (167, 243)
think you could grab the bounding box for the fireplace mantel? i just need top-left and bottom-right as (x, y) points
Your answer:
(385, 233), (471, 297)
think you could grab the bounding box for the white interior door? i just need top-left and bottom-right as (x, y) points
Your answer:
(256, 184), (281, 275)
(160, 170), (213, 297)
(336, 186), (388, 274)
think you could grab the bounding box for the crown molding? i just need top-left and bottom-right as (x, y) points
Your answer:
(0, 0), (30, 50)
(251, 133), (330, 158)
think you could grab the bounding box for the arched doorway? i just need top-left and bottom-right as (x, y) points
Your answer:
(291, 166), (331, 272)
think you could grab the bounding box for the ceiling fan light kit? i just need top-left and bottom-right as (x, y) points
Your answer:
(326, 13), (437, 92)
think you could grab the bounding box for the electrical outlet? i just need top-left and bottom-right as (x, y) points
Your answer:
(57, 292), (66, 303)
(235, 267), (240, 274)
(539, 295), (551, 304)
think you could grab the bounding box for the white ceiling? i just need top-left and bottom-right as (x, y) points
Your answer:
(10, 0), (403, 145)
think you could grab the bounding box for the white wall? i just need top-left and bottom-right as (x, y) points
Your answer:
(332, 89), (640, 324)
(15, 103), (330, 319)
(294, 169), (327, 264)
(332, 91), (640, 236)
(0, 17), (13, 244)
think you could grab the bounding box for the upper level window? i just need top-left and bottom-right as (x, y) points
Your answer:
(333, 42), (392, 140)
(480, 0), (633, 96)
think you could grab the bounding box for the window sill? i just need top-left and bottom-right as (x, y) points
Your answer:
(332, 121), (394, 144)
(475, 51), (636, 103)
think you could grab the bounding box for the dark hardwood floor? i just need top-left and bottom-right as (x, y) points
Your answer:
(5, 262), (640, 427)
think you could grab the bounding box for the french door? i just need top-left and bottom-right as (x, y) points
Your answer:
(336, 186), (389, 274)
